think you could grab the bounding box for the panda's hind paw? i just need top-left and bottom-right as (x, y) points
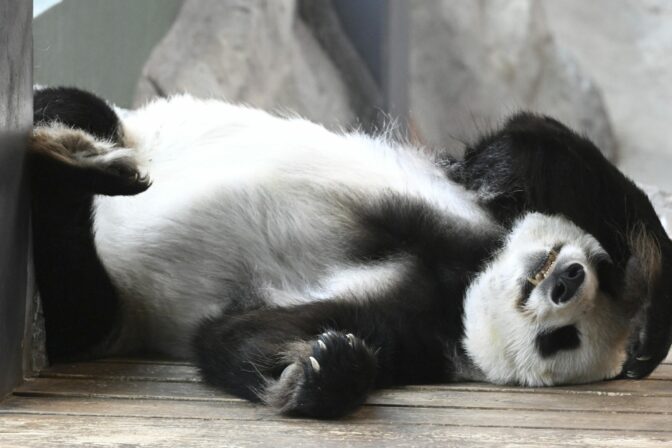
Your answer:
(262, 331), (377, 418)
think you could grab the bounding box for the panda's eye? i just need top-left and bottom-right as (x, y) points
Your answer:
(527, 243), (564, 286)
(518, 244), (564, 308)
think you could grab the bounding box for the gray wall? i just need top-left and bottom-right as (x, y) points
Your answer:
(332, 0), (408, 119)
(0, 0), (32, 398)
(34, 0), (183, 107)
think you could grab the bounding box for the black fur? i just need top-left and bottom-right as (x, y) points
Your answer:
(34, 86), (122, 142)
(453, 113), (672, 378)
(536, 325), (581, 358)
(30, 87), (149, 360)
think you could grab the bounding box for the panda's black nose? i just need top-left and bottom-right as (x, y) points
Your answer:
(551, 263), (585, 304)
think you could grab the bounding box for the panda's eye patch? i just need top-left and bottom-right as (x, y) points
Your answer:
(535, 325), (581, 358)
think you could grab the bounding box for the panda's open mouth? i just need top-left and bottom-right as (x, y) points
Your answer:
(527, 245), (563, 286)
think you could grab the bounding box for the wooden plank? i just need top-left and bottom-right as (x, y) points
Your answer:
(37, 343), (670, 386)
(0, 413), (670, 447)
(14, 378), (235, 402)
(401, 379), (672, 397)
(9, 357), (672, 446)
(44, 358), (672, 383)
(40, 362), (200, 382)
(93, 357), (193, 366)
(18, 375), (672, 405)
(370, 388), (672, 414)
(13, 376), (672, 415)
(2, 394), (672, 433)
(650, 363), (672, 380)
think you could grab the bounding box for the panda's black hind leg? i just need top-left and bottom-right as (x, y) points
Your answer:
(31, 87), (147, 361)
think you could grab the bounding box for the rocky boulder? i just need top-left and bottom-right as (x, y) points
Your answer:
(542, 0), (672, 190)
(134, 0), (362, 130)
(409, 0), (617, 160)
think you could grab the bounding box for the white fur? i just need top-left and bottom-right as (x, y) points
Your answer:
(92, 95), (493, 356)
(306, 258), (412, 302)
(462, 213), (629, 386)
(255, 259), (411, 308)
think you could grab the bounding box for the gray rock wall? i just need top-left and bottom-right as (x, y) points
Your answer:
(409, 0), (616, 159)
(139, 0), (672, 179)
(134, 0), (356, 130)
(542, 0), (672, 190)
(641, 186), (672, 237)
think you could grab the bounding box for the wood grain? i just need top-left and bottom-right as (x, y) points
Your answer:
(40, 362), (200, 382)
(2, 353), (672, 446)
(3, 394), (672, 432)
(1, 414), (671, 448)
(14, 376), (672, 414)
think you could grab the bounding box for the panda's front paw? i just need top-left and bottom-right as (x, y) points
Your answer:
(263, 331), (377, 418)
(30, 126), (151, 196)
(84, 147), (152, 196)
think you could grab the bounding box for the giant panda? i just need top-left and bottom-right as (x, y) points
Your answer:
(30, 87), (672, 418)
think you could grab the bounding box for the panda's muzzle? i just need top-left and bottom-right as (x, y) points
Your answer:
(550, 263), (585, 304)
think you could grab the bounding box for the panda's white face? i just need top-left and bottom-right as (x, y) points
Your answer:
(462, 213), (630, 386)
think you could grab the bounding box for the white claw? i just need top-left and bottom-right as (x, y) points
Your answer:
(346, 333), (356, 346)
(626, 371), (638, 379)
(318, 340), (327, 351)
(636, 355), (652, 361)
(309, 356), (321, 373)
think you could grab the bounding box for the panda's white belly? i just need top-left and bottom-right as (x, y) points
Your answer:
(92, 95), (493, 356)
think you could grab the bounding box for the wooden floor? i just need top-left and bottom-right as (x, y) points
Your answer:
(1, 353), (671, 447)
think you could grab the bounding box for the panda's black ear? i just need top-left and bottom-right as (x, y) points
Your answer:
(502, 112), (574, 135)
(452, 130), (526, 225)
(454, 112), (579, 226)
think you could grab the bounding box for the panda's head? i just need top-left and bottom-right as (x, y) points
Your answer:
(462, 212), (639, 386)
